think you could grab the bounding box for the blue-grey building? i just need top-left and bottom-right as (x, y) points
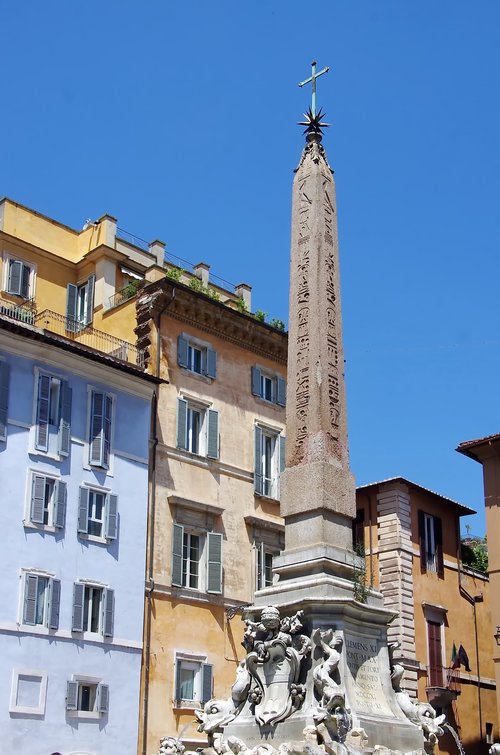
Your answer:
(0, 314), (158, 754)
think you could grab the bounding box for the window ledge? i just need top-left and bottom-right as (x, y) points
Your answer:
(179, 367), (214, 384)
(253, 395), (285, 410)
(67, 710), (102, 720)
(254, 492), (280, 504)
(244, 515), (284, 533)
(168, 495), (224, 518)
(23, 522), (60, 534)
(173, 702), (201, 711)
(78, 533), (110, 545)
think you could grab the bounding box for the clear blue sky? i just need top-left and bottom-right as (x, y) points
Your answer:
(3, 1), (499, 535)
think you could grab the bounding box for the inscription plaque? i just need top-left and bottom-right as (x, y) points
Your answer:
(344, 635), (393, 716)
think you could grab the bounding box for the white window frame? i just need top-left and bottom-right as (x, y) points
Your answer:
(173, 652), (210, 708)
(256, 543), (276, 591)
(176, 393), (219, 460)
(66, 674), (108, 720)
(181, 529), (205, 590)
(85, 386), (115, 474)
(19, 568), (59, 632)
(77, 482), (117, 543)
(30, 367), (71, 461)
(3, 253), (36, 299)
(24, 468), (65, 532)
(72, 579), (114, 639)
(9, 668), (48, 715)
(251, 365), (286, 407)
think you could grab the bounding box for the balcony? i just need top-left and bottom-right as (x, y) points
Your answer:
(425, 666), (460, 708)
(0, 296), (36, 325)
(106, 282), (141, 311)
(34, 310), (145, 369)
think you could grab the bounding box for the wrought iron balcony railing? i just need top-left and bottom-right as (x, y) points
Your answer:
(106, 283), (140, 311)
(34, 310), (145, 369)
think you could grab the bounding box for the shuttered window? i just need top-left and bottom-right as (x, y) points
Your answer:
(77, 486), (118, 541)
(29, 472), (66, 529)
(177, 335), (217, 379)
(34, 373), (72, 457)
(176, 397), (219, 460)
(89, 390), (113, 468)
(6, 258), (32, 298)
(66, 680), (109, 715)
(72, 582), (114, 637)
(65, 275), (95, 331)
(0, 360), (10, 441)
(254, 425), (285, 500)
(418, 511), (444, 577)
(22, 573), (60, 629)
(171, 524), (223, 595)
(251, 367), (286, 407)
(175, 658), (213, 706)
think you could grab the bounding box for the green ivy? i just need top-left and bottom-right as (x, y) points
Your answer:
(164, 267), (184, 282)
(254, 310), (267, 322)
(269, 318), (286, 331)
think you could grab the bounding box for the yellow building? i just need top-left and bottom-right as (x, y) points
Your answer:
(355, 478), (497, 755)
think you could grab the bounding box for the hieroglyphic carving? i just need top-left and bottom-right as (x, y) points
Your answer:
(323, 176), (335, 246)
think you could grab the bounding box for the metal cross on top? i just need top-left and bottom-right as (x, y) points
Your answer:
(298, 61), (329, 117)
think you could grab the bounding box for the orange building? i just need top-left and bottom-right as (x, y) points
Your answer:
(355, 477), (497, 755)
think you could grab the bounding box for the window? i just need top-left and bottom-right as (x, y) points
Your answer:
(256, 543), (274, 590)
(418, 511), (444, 576)
(251, 366), (286, 407)
(10, 669), (48, 715)
(0, 359), (10, 442)
(66, 678), (109, 717)
(254, 425), (285, 499)
(21, 572), (60, 630)
(66, 275), (95, 331)
(176, 397), (219, 459)
(427, 619), (444, 687)
(89, 390), (113, 468)
(177, 335), (217, 379)
(27, 472), (66, 529)
(174, 656), (213, 707)
(486, 723), (494, 745)
(4, 257), (34, 299)
(172, 523), (223, 594)
(72, 583), (114, 637)
(77, 487), (118, 540)
(34, 372), (72, 456)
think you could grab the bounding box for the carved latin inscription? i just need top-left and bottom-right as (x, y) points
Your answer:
(344, 637), (393, 716)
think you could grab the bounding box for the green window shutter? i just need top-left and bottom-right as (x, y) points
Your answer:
(278, 435), (286, 500)
(256, 541), (264, 591)
(175, 658), (182, 705)
(48, 578), (61, 630)
(418, 510), (426, 573)
(35, 374), (51, 451)
(84, 274), (95, 325)
(206, 408), (219, 459)
(171, 523), (184, 587)
(58, 381), (72, 457)
(98, 683), (110, 714)
(205, 348), (217, 379)
(201, 663), (213, 704)
(7, 260), (22, 295)
(89, 391), (104, 466)
(77, 487), (89, 534)
(206, 532), (223, 594)
(66, 681), (78, 711)
(103, 588), (114, 637)
(435, 516), (444, 577)
(254, 426), (263, 495)
(54, 480), (67, 529)
(30, 474), (46, 524)
(251, 366), (261, 397)
(23, 574), (38, 625)
(0, 361), (10, 441)
(66, 284), (78, 332)
(72, 583), (85, 632)
(276, 377), (286, 407)
(176, 398), (188, 450)
(105, 494), (118, 540)
(177, 335), (189, 368)
(20, 264), (30, 299)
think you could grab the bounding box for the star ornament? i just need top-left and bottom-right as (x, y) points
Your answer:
(298, 107), (330, 135)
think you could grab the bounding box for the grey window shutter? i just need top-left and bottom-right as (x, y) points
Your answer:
(177, 335), (189, 368)
(205, 348), (217, 379)
(89, 391), (104, 466)
(8, 260), (22, 295)
(58, 381), (72, 457)
(23, 574), (38, 625)
(72, 583), (85, 632)
(77, 487), (89, 534)
(279, 435), (286, 474)
(206, 408), (219, 459)
(105, 494), (118, 540)
(98, 683), (110, 714)
(103, 394), (112, 469)
(256, 541), (264, 591)
(54, 480), (67, 529)
(171, 523), (184, 587)
(35, 374), (51, 451)
(84, 274), (95, 325)
(103, 588), (114, 637)
(66, 284), (78, 332)
(49, 578), (61, 630)
(31, 474), (46, 524)
(201, 663), (213, 704)
(0, 361), (10, 441)
(276, 377), (286, 407)
(251, 366), (261, 397)
(66, 680), (79, 711)
(176, 398), (188, 450)
(21, 264), (30, 299)
(175, 658), (182, 704)
(254, 426), (263, 495)
(206, 532), (223, 594)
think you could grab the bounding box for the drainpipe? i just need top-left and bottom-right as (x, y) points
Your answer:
(458, 555), (484, 743)
(142, 287), (176, 755)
